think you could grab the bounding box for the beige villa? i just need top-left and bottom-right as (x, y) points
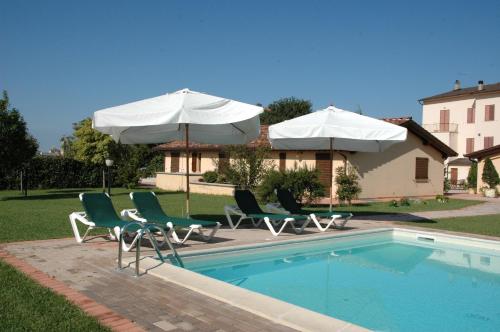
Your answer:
(421, 80), (500, 186)
(154, 117), (456, 200)
(465, 144), (500, 192)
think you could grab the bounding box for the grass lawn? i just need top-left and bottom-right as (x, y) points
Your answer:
(0, 260), (109, 331)
(0, 188), (489, 330)
(397, 214), (500, 237)
(0, 188), (232, 243)
(312, 198), (483, 215)
(0, 188), (484, 243)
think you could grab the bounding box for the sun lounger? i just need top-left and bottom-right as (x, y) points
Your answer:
(69, 192), (169, 252)
(265, 189), (352, 231)
(224, 190), (310, 236)
(121, 192), (221, 245)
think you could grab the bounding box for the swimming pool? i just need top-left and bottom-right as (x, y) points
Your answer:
(181, 229), (500, 331)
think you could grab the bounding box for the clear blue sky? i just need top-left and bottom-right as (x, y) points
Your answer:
(1, 0), (499, 151)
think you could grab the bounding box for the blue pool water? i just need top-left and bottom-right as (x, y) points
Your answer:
(184, 232), (500, 331)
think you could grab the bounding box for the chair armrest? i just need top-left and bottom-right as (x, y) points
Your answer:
(120, 209), (147, 223)
(224, 205), (244, 216)
(69, 212), (95, 226)
(265, 203), (289, 214)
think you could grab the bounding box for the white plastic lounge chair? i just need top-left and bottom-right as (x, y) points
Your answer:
(224, 190), (310, 236)
(265, 189), (353, 231)
(69, 192), (169, 252)
(121, 192), (221, 245)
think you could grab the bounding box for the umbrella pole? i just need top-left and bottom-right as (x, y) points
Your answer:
(185, 124), (190, 217)
(329, 138), (334, 212)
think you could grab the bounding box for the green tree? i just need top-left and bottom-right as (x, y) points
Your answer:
(482, 158), (500, 189)
(257, 164), (325, 204)
(65, 118), (163, 187)
(0, 91), (38, 184)
(467, 162), (478, 189)
(260, 97), (312, 125)
(60, 135), (75, 158)
(335, 165), (362, 205)
(71, 118), (115, 164)
(218, 146), (273, 189)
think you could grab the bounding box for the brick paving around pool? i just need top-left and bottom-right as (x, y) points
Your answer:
(2, 202), (500, 332)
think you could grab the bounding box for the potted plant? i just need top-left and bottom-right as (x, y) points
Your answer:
(481, 158), (499, 198)
(467, 162), (478, 194)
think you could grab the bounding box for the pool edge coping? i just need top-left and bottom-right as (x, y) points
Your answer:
(124, 227), (500, 332)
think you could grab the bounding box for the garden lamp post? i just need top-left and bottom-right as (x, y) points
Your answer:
(105, 159), (114, 195)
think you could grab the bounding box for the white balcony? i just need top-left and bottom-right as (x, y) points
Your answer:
(422, 123), (458, 133)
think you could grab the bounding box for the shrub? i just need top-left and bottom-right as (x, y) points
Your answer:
(399, 197), (411, 206)
(217, 146), (273, 190)
(467, 162), (477, 189)
(435, 194), (449, 203)
(1, 155), (106, 189)
(389, 199), (398, 208)
(335, 165), (362, 205)
(482, 158), (500, 189)
(202, 171), (219, 183)
(256, 170), (285, 203)
(257, 165), (325, 204)
(443, 178), (451, 193)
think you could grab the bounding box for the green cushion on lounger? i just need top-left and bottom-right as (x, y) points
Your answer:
(234, 190), (307, 221)
(248, 213), (308, 221)
(80, 193), (144, 232)
(131, 192), (218, 227)
(277, 189), (351, 218)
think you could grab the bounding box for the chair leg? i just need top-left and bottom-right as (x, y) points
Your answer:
(69, 214), (93, 243)
(118, 226), (141, 252)
(262, 217), (290, 236)
(170, 227), (196, 245)
(332, 214), (352, 229)
(197, 222), (221, 242)
(310, 214), (340, 232)
(289, 217), (311, 234)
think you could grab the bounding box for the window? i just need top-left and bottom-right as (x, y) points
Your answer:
(218, 152), (228, 173)
(171, 152), (180, 173)
(467, 107), (475, 123)
(191, 152), (198, 172)
(415, 158), (429, 181)
(466, 138), (475, 154)
(484, 136), (494, 149)
(439, 109), (449, 132)
(485, 105), (495, 121)
(279, 152), (286, 171)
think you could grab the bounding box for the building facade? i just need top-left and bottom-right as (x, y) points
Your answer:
(155, 120), (456, 200)
(420, 81), (500, 186)
(465, 144), (500, 192)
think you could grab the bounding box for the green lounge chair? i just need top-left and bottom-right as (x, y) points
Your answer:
(122, 192), (221, 244)
(267, 189), (352, 230)
(224, 190), (310, 236)
(69, 192), (168, 252)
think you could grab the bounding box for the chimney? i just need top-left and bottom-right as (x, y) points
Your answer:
(453, 80), (461, 90)
(478, 80), (484, 91)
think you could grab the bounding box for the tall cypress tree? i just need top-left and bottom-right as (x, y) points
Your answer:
(0, 91), (38, 186)
(482, 158), (500, 189)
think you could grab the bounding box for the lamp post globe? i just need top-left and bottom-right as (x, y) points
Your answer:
(105, 159), (114, 195)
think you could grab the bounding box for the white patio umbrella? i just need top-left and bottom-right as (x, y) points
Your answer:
(93, 88), (263, 215)
(268, 106), (407, 210)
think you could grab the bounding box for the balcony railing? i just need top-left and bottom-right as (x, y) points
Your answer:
(422, 123), (458, 133)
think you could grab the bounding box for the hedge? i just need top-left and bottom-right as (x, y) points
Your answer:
(0, 156), (114, 189)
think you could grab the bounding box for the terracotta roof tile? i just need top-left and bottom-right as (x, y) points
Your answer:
(419, 82), (500, 103)
(154, 125), (270, 151)
(154, 118), (457, 157)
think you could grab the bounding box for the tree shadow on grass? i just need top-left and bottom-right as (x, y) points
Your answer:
(2, 188), (183, 201)
(2, 192), (84, 201)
